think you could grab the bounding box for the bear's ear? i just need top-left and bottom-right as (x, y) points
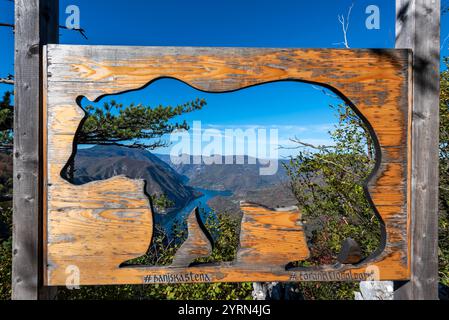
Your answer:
(171, 207), (213, 267)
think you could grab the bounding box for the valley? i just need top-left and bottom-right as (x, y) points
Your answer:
(70, 145), (297, 224)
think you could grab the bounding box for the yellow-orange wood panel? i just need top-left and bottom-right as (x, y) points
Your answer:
(44, 45), (411, 285)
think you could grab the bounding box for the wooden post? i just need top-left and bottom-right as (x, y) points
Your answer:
(395, 0), (440, 300)
(13, 0), (59, 300)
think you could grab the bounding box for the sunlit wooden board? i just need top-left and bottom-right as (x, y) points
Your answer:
(44, 45), (412, 285)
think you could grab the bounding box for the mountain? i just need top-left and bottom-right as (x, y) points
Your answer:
(207, 183), (297, 216)
(68, 146), (296, 217)
(156, 154), (289, 193)
(70, 145), (197, 213)
(154, 154), (296, 216)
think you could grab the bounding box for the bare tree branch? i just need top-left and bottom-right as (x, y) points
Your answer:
(285, 137), (334, 150)
(0, 18), (88, 87)
(333, 3), (354, 49)
(0, 79), (14, 85)
(442, 32), (449, 50)
(58, 25), (88, 40)
(0, 74), (13, 85)
(0, 194), (12, 202)
(443, 0), (449, 14)
(311, 85), (339, 99)
(0, 21), (88, 40)
(0, 22), (14, 29)
(285, 138), (368, 181)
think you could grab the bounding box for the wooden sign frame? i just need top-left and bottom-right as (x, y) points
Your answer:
(44, 45), (412, 285)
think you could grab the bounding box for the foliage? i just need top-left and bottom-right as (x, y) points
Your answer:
(0, 205), (12, 237)
(0, 235), (11, 300)
(0, 91), (13, 132)
(197, 212), (242, 263)
(283, 103), (379, 300)
(0, 205), (12, 300)
(439, 59), (449, 286)
(0, 92), (12, 300)
(79, 99), (206, 149)
(151, 193), (175, 213)
(285, 104), (379, 264)
(0, 153), (12, 201)
(296, 281), (358, 300)
(1, 63), (449, 300)
(57, 210), (253, 300)
(63, 98), (207, 181)
(0, 91), (13, 153)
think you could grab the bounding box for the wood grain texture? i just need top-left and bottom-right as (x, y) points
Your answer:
(44, 45), (412, 285)
(171, 208), (213, 267)
(236, 203), (309, 268)
(394, 0), (440, 300)
(13, 0), (58, 300)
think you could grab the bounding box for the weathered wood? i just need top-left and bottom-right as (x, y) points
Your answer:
(337, 238), (362, 265)
(395, 0), (440, 300)
(237, 203), (309, 268)
(44, 45), (412, 285)
(171, 207), (213, 267)
(13, 0), (58, 300)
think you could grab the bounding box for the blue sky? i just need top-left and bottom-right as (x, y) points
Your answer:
(1, 0), (447, 158)
(79, 79), (340, 158)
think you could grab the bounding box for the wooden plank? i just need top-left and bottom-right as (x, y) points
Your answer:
(44, 46), (412, 285)
(236, 203), (309, 267)
(395, 0), (440, 300)
(171, 208), (213, 267)
(12, 0), (58, 300)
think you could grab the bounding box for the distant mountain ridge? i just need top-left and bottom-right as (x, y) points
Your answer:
(69, 146), (294, 216)
(72, 145), (197, 213)
(156, 154), (289, 192)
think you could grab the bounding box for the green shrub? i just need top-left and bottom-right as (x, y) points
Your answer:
(439, 59), (449, 287)
(285, 104), (380, 265)
(0, 206), (12, 300)
(284, 104), (379, 300)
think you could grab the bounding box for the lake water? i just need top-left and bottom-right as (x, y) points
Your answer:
(156, 188), (232, 235)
